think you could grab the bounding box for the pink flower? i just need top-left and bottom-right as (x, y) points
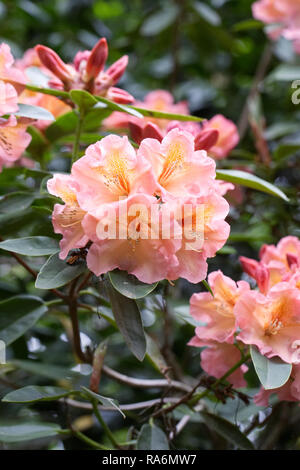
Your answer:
(82, 193), (181, 284)
(0, 79), (18, 115)
(71, 135), (156, 212)
(235, 282), (300, 364)
(202, 114), (239, 159)
(189, 337), (248, 388)
(47, 174), (89, 259)
(138, 128), (216, 201)
(190, 270), (250, 343)
(0, 116), (32, 172)
(254, 364), (300, 405)
(0, 43), (26, 94)
(35, 38), (133, 103)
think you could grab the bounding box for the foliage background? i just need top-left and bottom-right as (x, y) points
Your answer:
(0, 0), (299, 450)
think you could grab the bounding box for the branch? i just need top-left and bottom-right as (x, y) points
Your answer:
(64, 396), (180, 412)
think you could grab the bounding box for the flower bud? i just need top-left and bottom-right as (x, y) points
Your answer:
(194, 128), (219, 151)
(35, 45), (73, 85)
(143, 122), (163, 142)
(86, 38), (108, 80)
(106, 55), (128, 85)
(107, 87), (134, 104)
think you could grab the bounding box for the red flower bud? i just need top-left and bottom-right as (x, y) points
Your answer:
(86, 38), (108, 80)
(35, 45), (73, 85)
(143, 122), (163, 142)
(106, 55), (128, 85)
(129, 121), (144, 145)
(107, 87), (134, 104)
(194, 128), (219, 151)
(240, 256), (269, 294)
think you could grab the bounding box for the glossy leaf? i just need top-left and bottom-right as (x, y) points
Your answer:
(0, 295), (47, 346)
(0, 421), (62, 443)
(105, 281), (146, 361)
(11, 360), (82, 381)
(137, 423), (169, 450)
(81, 386), (125, 418)
(216, 169), (289, 201)
(35, 253), (86, 289)
(14, 103), (54, 121)
(2, 386), (74, 403)
(0, 192), (34, 214)
(45, 111), (78, 141)
(0, 236), (59, 256)
(250, 346), (292, 390)
(109, 270), (158, 299)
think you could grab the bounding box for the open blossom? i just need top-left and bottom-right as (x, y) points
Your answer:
(0, 116), (32, 172)
(82, 194), (181, 284)
(35, 38), (133, 103)
(254, 364), (300, 405)
(0, 80), (18, 115)
(190, 271), (250, 344)
(252, 0), (300, 53)
(240, 236), (300, 292)
(235, 282), (300, 364)
(47, 174), (89, 259)
(202, 115), (239, 159)
(71, 134), (156, 212)
(0, 43), (26, 94)
(189, 336), (248, 388)
(138, 128), (216, 201)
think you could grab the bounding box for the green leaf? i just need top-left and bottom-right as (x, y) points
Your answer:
(216, 169), (289, 202)
(2, 386), (73, 403)
(0, 295), (47, 346)
(266, 65), (300, 83)
(232, 19), (264, 32)
(202, 279), (214, 296)
(35, 253), (86, 289)
(105, 281), (146, 361)
(95, 96), (144, 119)
(201, 412), (254, 450)
(0, 421), (62, 443)
(14, 103), (54, 121)
(81, 386), (125, 418)
(0, 236), (59, 256)
(264, 122), (299, 140)
(193, 1), (221, 26)
(45, 111), (78, 141)
(70, 89), (98, 113)
(146, 334), (168, 373)
(274, 143), (300, 161)
(0, 191), (34, 214)
(109, 270), (158, 299)
(128, 105), (204, 122)
(250, 345), (292, 390)
(137, 423), (169, 450)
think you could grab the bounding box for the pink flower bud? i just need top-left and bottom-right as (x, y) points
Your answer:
(194, 128), (219, 151)
(74, 50), (91, 71)
(35, 45), (73, 84)
(106, 55), (128, 85)
(129, 121), (143, 145)
(107, 87), (134, 104)
(240, 256), (269, 294)
(86, 38), (108, 80)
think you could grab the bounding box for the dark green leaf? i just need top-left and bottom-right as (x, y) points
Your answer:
(45, 111), (78, 141)
(81, 386), (125, 418)
(35, 253), (86, 289)
(2, 386), (74, 403)
(0, 421), (62, 443)
(0, 295), (47, 345)
(11, 359), (83, 381)
(137, 423), (169, 450)
(201, 412), (254, 450)
(105, 281), (146, 361)
(0, 192), (34, 214)
(250, 346), (292, 390)
(109, 270), (158, 299)
(0, 236), (59, 256)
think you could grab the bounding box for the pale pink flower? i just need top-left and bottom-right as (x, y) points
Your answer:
(254, 364), (300, 405)
(190, 270), (250, 343)
(236, 282), (300, 364)
(189, 336), (248, 388)
(0, 79), (18, 115)
(202, 114), (239, 159)
(82, 193), (181, 284)
(138, 128), (216, 201)
(0, 116), (32, 172)
(47, 174), (89, 259)
(0, 43), (26, 94)
(71, 135), (156, 212)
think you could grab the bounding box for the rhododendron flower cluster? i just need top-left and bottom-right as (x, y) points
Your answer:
(35, 38), (133, 103)
(188, 236), (300, 404)
(252, 0), (300, 53)
(48, 129), (230, 284)
(104, 90), (240, 160)
(0, 43), (32, 171)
